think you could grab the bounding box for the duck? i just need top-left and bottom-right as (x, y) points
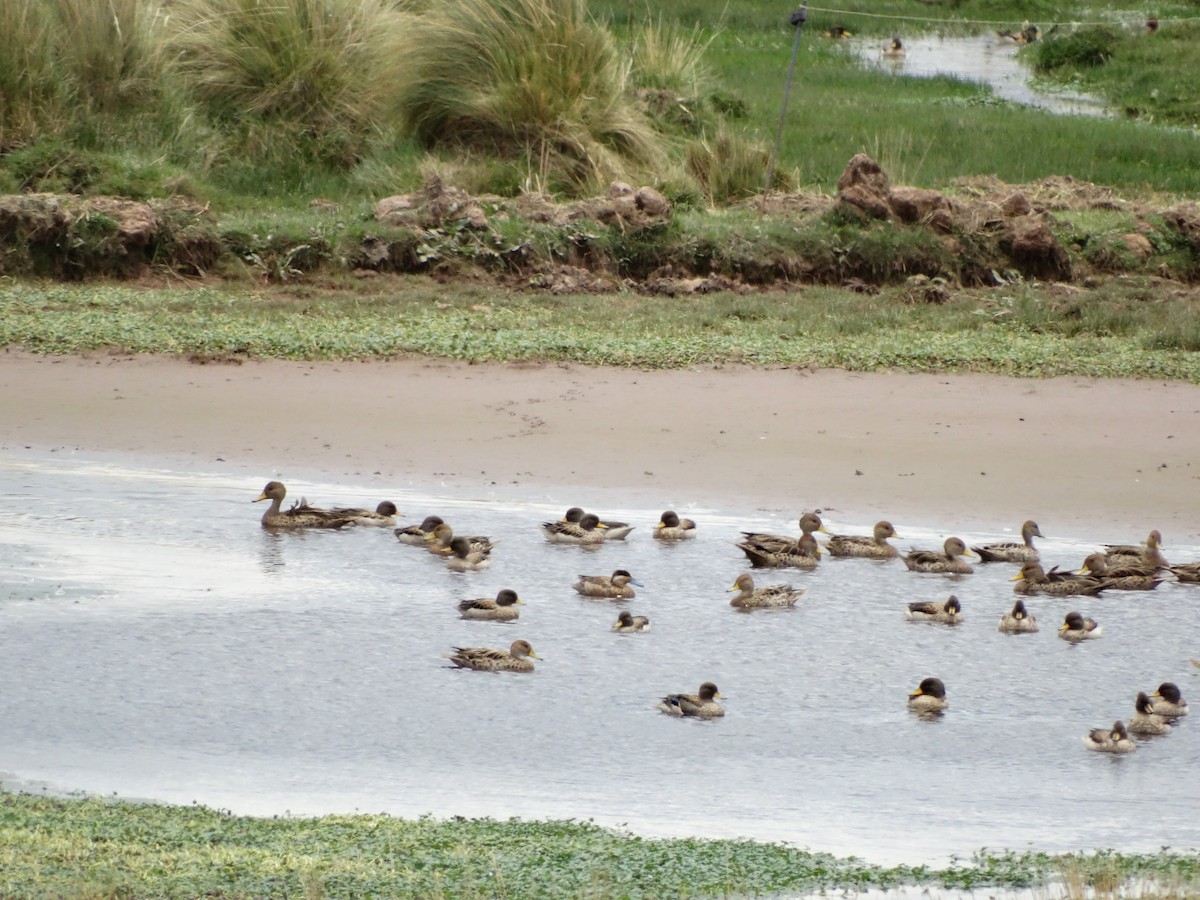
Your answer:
(1128, 692), (1172, 735)
(1150, 682), (1189, 718)
(442, 536), (491, 571)
(1078, 553), (1163, 591)
(826, 521), (899, 559)
(971, 520), (1043, 563)
(540, 512), (607, 545)
(458, 589), (522, 621)
(448, 639), (540, 672)
(1144, 17), (1159, 35)
(612, 610), (651, 633)
(1012, 562), (1105, 597)
(654, 510), (697, 540)
(727, 573), (806, 610)
(658, 682), (724, 717)
(907, 677), (948, 714)
(824, 23), (853, 39)
(1058, 610), (1102, 643)
(549, 507), (634, 541)
(253, 481), (356, 530)
(905, 595), (962, 624)
(882, 35), (906, 58)
(997, 598), (1038, 633)
(998, 22), (1039, 43)
(574, 569), (644, 600)
(425, 523), (495, 555)
(394, 514), (444, 545)
(738, 513), (828, 569)
(1104, 529), (1168, 568)
(903, 537), (975, 574)
(1168, 562), (1200, 584)
(330, 500), (400, 527)
(1083, 721), (1135, 753)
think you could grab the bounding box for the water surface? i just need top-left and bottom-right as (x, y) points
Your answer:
(1, 453), (1197, 866)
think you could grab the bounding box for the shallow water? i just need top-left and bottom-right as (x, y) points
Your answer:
(853, 34), (1110, 117)
(1, 452), (1198, 867)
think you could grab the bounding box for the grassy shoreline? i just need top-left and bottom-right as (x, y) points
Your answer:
(3, 278), (1200, 382)
(2, 789), (1198, 898)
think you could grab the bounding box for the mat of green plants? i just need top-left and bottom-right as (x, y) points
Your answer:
(2, 790), (1198, 899)
(2, 0), (1200, 381)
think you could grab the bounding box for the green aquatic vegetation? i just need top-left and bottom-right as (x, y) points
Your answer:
(1, 791), (1198, 898)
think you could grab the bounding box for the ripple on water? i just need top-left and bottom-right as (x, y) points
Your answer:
(0, 455), (1197, 866)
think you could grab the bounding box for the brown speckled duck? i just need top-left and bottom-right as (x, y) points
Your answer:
(738, 513), (828, 569)
(1128, 692), (1172, 735)
(826, 521), (899, 559)
(574, 569), (643, 600)
(971, 520), (1043, 563)
(903, 537), (975, 574)
(1084, 720), (1135, 753)
(458, 589), (522, 621)
(727, 573), (806, 610)
(905, 595), (962, 624)
(907, 677), (948, 714)
(254, 481), (356, 530)
(448, 639), (540, 672)
(1057, 610), (1102, 643)
(1012, 562), (1105, 597)
(1078, 553), (1162, 591)
(442, 536), (492, 571)
(540, 512), (607, 545)
(1150, 682), (1188, 718)
(395, 515), (444, 545)
(543, 507), (633, 542)
(658, 682), (724, 717)
(997, 599), (1038, 634)
(612, 610), (651, 633)
(654, 510), (697, 540)
(330, 500), (399, 527)
(425, 523), (495, 555)
(1168, 562), (1200, 583)
(1104, 530), (1167, 568)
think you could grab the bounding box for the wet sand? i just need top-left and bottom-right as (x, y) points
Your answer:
(3, 349), (1198, 541)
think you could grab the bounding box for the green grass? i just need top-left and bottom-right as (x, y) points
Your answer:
(3, 278), (1199, 380)
(2, 791), (1198, 899)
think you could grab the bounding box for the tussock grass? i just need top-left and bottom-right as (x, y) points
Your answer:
(165, 0), (411, 166)
(0, 1), (69, 149)
(55, 0), (164, 113)
(396, 0), (661, 194)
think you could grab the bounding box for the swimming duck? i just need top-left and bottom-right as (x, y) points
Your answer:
(998, 23), (1040, 43)
(1078, 553), (1163, 591)
(1168, 562), (1200, 584)
(1104, 530), (1167, 568)
(540, 512), (607, 545)
(1083, 720), (1135, 753)
(658, 682), (724, 717)
(254, 481), (356, 530)
(882, 36), (906, 58)
(1150, 682), (1188, 718)
(547, 508), (633, 542)
(442, 536), (492, 571)
(738, 513), (827, 569)
(971, 520), (1043, 563)
(654, 510), (697, 540)
(997, 598), (1038, 633)
(330, 500), (400, 527)
(1058, 610), (1102, 643)
(1012, 562), (1105, 596)
(448, 639), (540, 672)
(574, 569), (644, 600)
(1144, 17), (1159, 35)
(905, 595), (963, 624)
(907, 677), (948, 714)
(395, 514), (444, 545)
(425, 523), (495, 555)
(727, 573), (806, 610)
(903, 537), (975, 574)
(458, 589), (522, 621)
(824, 23), (853, 38)
(612, 610), (651, 633)
(826, 521), (899, 559)
(1128, 692), (1172, 735)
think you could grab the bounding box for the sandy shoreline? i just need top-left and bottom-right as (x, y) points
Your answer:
(4, 349), (1199, 541)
